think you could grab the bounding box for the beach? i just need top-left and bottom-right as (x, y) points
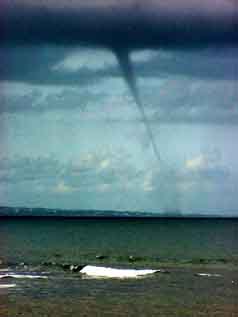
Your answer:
(0, 217), (238, 316)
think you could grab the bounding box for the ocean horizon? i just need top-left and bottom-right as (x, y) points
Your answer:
(1, 206), (238, 218)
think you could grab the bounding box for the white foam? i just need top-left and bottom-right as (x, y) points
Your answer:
(196, 273), (221, 277)
(80, 265), (159, 279)
(0, 273), (48, 279)
(0, 284), (16, 288)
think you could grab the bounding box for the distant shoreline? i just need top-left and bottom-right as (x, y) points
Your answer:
(1, 206), (238, 219)
(1, 215), (238, 220)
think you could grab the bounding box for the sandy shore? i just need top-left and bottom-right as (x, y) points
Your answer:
(1, 265), (238, 317)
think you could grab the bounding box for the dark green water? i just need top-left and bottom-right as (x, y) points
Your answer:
(1, 218), (238, 316)
(0, 218), (238, 265)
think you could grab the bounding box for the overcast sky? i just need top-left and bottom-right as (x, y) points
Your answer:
(0, 1), (237, 214)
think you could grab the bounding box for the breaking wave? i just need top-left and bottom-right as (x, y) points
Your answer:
(80, 265), (159, 279)
(0, 273), (48, 280)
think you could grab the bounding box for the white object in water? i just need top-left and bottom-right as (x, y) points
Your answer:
(0, 284), (16, 288)
(196, 273), (221, 277)
(80, 265), (159, 278)
(0, 273), (48, 279)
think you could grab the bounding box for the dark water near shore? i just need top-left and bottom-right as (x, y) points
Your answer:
(1, 218), (238, 316)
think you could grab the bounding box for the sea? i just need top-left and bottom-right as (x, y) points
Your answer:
(0, 217), (238, 316)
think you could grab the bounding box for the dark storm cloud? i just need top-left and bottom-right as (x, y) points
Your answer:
(0, 46), (100, 86)
(1, 1), (238, 49)
(1, 63), (237, 124)
(133, 49), (238, 81)
(0, 46), (237, 87)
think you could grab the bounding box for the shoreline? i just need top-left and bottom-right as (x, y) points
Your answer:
(2, 263), (238, 317)
(1, 215), (238, 220)
(1, 258), (238, 273)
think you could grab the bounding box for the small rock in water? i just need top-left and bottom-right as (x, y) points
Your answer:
(53, 253), (62, 258)
(42, 261), (49, 266)
(61, 263), (71, 270)
(19, 262), (28, 269)
(70, 265), (75, 272)
(129, 256), (136, 262)
(42, 261), (56, 267)
(19, 262), (26, 266)
(70, 265), (84, 273)
(96, 255), (106, 260)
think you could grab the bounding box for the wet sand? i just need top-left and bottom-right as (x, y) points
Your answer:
(1, 265), (238, 317)
(1, 218), (237, 316)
